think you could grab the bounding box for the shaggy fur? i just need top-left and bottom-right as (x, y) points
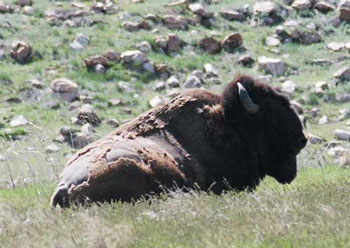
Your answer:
(51, 75), (307, 208)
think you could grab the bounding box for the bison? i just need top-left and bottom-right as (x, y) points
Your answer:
(51, 75), (307, 208)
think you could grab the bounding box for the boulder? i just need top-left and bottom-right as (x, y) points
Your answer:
(282, 80), (296, 95)
(184, 75), (201, 88)
(314, 1), (335, 13)
(221, 33), (243, 52)
(199, 37), (222, 54)
(142, 62), (155, 73)
(334, 129), (350, 141)
(9, 115), (28, 127)
(334, 67), (350, 81)
(84, 55), (110, 70)
(319, 115), (328, 125)
(10, 41), (32, 63)
(219, 9), (245, 22)
(253, 1), (278, 15)
(77, 104), (101, 126)
(51, 78), (78, 102)
(258, 56), (285, 76)
(204, 63), (218, 78)
(167, 76), (180, 88)
(0, 2), (13, 13)
(122, 21), (152, 31)
(136, 41), (152, 53)
(149, 95), (166, 108)
(265, 36), (280, 47)
(327, 42), (345, 51)
(167, 34), (181, 54)
(154, 36), (168, 50)
(291, 0), (312, 11)
(291, 29), (322, 45)
(121, 50), (148, 65)
(339, 0), (350, 21)
(17, 0), (32, 6)
(162, 15), (188, 30)
(308, 134), (324, 144)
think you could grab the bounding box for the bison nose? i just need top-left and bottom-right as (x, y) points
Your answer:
(299, 135), (307, 149)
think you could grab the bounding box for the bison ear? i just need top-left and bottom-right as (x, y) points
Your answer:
(237, 82), (260, 114)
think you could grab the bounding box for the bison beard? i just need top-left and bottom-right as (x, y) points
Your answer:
(51, 75), (307, 208)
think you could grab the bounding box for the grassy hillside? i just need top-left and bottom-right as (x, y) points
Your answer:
(1, 0), (350, 247)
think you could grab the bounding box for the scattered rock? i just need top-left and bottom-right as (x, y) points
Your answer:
(72, 132), (95, 148)
(327, 42), (345, 51)
(221, 33), (243, 52)
(308, 134), (324, 144)
(45, 143), (60, 154)
(290, 100), (304, 114)
(70, 33), (89, 51)
(84, 55), (110, 70)
(219, 9), (245, 22)
(81, 123), (95, 133)
(167, 34), (181, 54)
(319, 115), (328, 125)
(17, 0), (32, 6)
(334, 67), (350, 81)
(184, 75), (201, 88)
(167, 76), (180, 88)
(108, 99), (123, 107)
(238, 55), (255, 66)
(291, 29), (322, 45)
(154, 36), (168, 50)
(121, 50), (148, 65)
(334, 129), (350, 141)
(10, 41), (32, 63)
(265, 36), (280, 47)
(9, 115), (28, 127)
(282, 80), (296, 95)
(142, 62), (155, 73)
(136, 41), (152, 53)
(51, 78), (78, 102)
(199, 37), (221, 54)
(309, 108), (319, 117)
(253, 1), (278, 15)
(335, 93), (350, 103)
(77, 104), (101, 126)
(328, 145), (348, 157)
(188, 3), (208, 17)
(155, 81), (166, 91)
(204, 63), (218, 78)
(91, 1), (117, 14)
(314, 1), (335, 13)
(94, 64), (106, 74)
(0, 2), (13, 13)
(149, 95), (165, 108)
(337, 109), (350, 121)
(258, 56), (285, 76)
(162, 14), (188, 30)
(339, 0), (350, 21)
(122, 21), (152, 31)
(107, 119), (120, 128)
(292, 0), (312, 11)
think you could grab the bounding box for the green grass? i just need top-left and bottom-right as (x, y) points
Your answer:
(1, 166), (350, 248)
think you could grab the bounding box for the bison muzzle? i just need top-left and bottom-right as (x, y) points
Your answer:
(51, 75), (307, 208)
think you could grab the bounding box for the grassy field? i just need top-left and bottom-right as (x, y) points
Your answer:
(1, 0), (350, 247)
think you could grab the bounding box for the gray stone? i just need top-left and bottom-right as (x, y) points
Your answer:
(77, 104), (101, 126)
(282, 80), (296, 95)
(51, 78), (78, 102)
(143, 62), (155, 73)
(327, 42), (345, 51)
(72, 132), (95, 149)
(265, 36), (280, 47)
(106, 119), (120, 128)
(339, 0), (350, 21)
(45, 143), (60, 154)
(167, 76), (180, 88)
(184, 75), (201, 88)
(162, 14), (188, 30)
(204, 63), (218, 78)
(253, 1), (278, 15)
(334, 67), (350, 81)
(292, 0), (311, 10)
(149, 95), (165, 108)
(334, 129), (350, 141)
(155, 81), (166, 91)
(9, 115), (28, 127)
(319, 115), (328, 125)
(94, 64), (105, 74)
(70, 33), (89, 51)
(121, 50), (148, 65)
(10, 41), (32, 63)
(314, 1), (335, 12)
(81, 123), (95, 133)
(308, 134), (324, 144)
(136, 41), (152, 53)
(258, 56), (286, 76)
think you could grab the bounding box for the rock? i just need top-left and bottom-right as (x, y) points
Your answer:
(258, 56), (285, 76)
(149, 95), (165, 108)
(122, 21), (152, 31)
(334, 129), (350, 141)
(155, 81), (166, 91)
(162, 14), (188, 30)
(72, 132), (95, 148)
(45, 143), (60, 154)
(9, 115), (28, 127)
(154, 36), (168, 50)
(327, 42), (345, 51)
(238, 55), (255, 66)
(106, 119), (120, 128)
(328, 145), (348, 157)
(253, 1), (278, 15)
(10, 41), (32, 63)
(204, 63), (218, 78)
(191, 70), (204, 80)
(184, 75), (201, 88)
(17, 0), (32, 6)
(290, 100), (304, 114)
(291, 29), (322, 45)
(337, 109), (350, 121)
(142, 62), (155, 73)
(282, 80), (296, 95)
(219, 9), (245, 22)
(144, 13), (159, 22)
(67, 102), (82, 111)
(308, 134), (324, 144)
(81, 123), (94, 133)
(315, 81), (329, 90)
(77, 104), (101, 126)
(0, 2), (13, 13)
(199, 37), (221, 54)
(70, 33), (89, 51)
(121, 50), (148, 65)
(334, 67), (350, 81)
(0, 154), (5, 162)
(265, 36), (280, 47)
(335, 93), (350, 103)
(310, 108), (319, 117)
(91, 1), (117, 14)
(339, 0), (350, 21)
(84, 55), (110, 70)
(136, 41), (152, 53)
(221, 33), (243, 52)
(291, 0), (311, 11)
(167, 76), (180, 88)
(319, 115), (328, 125)
(314, 1), (335, 13)
(167, 34), (181, 54)
(94, 64), (105, 74)
(118, 81), (134, 93)
(188, 3), (207, 17)
(51, 78), (78, 102)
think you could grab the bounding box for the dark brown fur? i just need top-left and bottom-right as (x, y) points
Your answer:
(51, 75), (307, 208)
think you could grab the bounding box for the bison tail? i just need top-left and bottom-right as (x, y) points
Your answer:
(50, 184), (70, 208)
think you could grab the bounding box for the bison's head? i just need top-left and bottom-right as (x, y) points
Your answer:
(221, 75), (307, 185)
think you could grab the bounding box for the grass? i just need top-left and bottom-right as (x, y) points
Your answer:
(1, 165), (350, 248)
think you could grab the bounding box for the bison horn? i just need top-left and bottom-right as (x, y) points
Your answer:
(237, 82), (260, 114)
